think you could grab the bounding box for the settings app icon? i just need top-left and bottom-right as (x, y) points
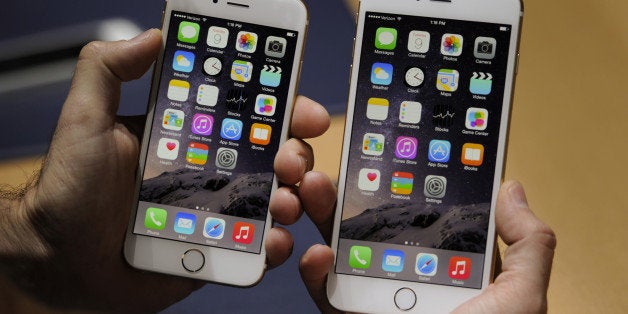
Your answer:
(424, 175), (447, 198)
(215, 148), (238, 170)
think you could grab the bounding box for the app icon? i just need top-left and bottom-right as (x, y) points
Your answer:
(349, 246), (372, 269)
(441, 33), (463, 56)
(382, 249), (405, 273)
(265, 36), (287, 58)
(375, 27), (397, 50)
(465, 108), (489, 130)
(391, 172), (414, 195)
(207, 26), (229, 49)
(462, 143), (485, 166)
(433, 104), (455, 127)
(144, 207), (167, 230)
(260, 65), (282, 87)
(186, 142), (209, 165)
(470, 72), (493, 95)
(191, 113), (214, 136)
(449, 256), (471, 280)
(203, 57), (223, 76)
(162, 108), (184, 131)
(366, 97), (389, 121)
(157, 138), (179, 160)
(197, 84), (219, 106)
(250, 123), (272, 145)
(167, 80), (190, 102)
(424, 175), (447, 198)
(255, 94), (277, 116)
(436, 69), (459, 92)
(399, 101), (422, 124)
(231, 60), (253, 82)
(395, 136), (418, 159)
(405, 67), (425, 87)
(474, 36), (497, 59)
(358, 168), (380, 191)
(232, 222), (255, 244)
(226, 89), (249, 111)
(174, 212), (196, 235)
(220, 118), (243, 140)
(236, 31), (258, 53)
(371, 63), (393, 85)
(203, 217), (226, 239)
(215, 147), (238, 169)
(362, 133), (385, 156)
(178, 21), (200, 44)
(415, 253), (438, 276)
(428, 140), (451, 163)
(173, 50), (195, 73)
(408, 30), (430, 53)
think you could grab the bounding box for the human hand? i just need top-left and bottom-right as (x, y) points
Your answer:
(299, 180), (556, 313)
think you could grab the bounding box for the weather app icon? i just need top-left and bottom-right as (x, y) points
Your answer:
(371, 63), (393, 85)
(173, 50), (195, 73)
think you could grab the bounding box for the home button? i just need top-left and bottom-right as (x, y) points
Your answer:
(394, 288), (417, 311)
(181, 249), (205, 272)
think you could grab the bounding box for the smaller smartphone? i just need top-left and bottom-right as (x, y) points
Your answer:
(328, 0), (522, 312)
(124, 0), (308, 286)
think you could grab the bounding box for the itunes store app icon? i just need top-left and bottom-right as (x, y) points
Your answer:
(191, 114), (214, 136)
(358, 168), (380, 192)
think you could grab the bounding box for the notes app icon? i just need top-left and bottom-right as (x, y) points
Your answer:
(366, 97), (389, 121)
(232, 222), (255, 244)
(168, 80), (190, 102)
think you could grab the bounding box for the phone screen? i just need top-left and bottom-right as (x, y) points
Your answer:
(335, 12), (513, 289)
(132, 11), (300, 254)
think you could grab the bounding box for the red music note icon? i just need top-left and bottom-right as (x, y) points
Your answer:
(448, 256), (471, 280)
(232, 222), (255, 244)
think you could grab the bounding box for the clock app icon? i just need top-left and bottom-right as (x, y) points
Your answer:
(405, 67), (425, 87)
(203, 57), (223, 76)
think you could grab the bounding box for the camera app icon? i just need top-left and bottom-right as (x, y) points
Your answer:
(265, 36), (287, 58)
(474, 37), (497, 59)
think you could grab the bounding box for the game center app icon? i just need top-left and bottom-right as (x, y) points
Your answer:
(255, 94), (277, 116)
(466, 108), (489, 130)
(203, 217), (226, 239)
(235, 31), (258, 53)
(358, 168), (380, 191)
(173, 50), (195, 73)
(232, 222), (255, 244)
(362, 133), (385, 156)
(441, 33), (463, 56)
(157, 138), (179, 160)
(415, 253), (438, 276)
(449, 256), (471, 280)
(178, 21), (200, 44)
(162, 108), (184, 131)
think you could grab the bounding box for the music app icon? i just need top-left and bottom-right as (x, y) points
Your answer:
(232, 222), (255, 244)
(395, 136), (418, 160)
(448, 256), (471, 280)
(191, 114), (214, 136)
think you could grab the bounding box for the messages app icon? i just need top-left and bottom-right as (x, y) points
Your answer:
(382, 249), (405, 273)
(375, 27), (397, 50)
(178, 21), (200, 44)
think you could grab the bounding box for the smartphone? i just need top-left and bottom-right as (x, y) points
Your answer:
(328, 0), (522, 312)
(124, 0), (307, 286)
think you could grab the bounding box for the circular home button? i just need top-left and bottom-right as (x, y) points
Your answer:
(181, 249), (205, 273)
(394, 288), (417, 311)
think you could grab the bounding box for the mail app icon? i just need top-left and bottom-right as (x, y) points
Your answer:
(382, 249), (405, 273)
(174, 212), (196, 235)
(386, 255), (402, 267)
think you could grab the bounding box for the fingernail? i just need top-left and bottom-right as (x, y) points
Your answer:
(298, 154), (308, 175)
(507, 181), (528, 208)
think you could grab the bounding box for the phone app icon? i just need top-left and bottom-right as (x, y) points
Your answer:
(250, 123), (272, 146)
(174, 212), (196, 235)
(157, 138), (179, 160)
(371, 63), (393, 85)
(470, 72), (493, 95)
(232, 222), (255, 244)
(366, 97), (389, 121)
(395, 136), (418, 160)
(466, 108), (489, 130)
(203, 57), (223, 76)
(265, 36), (287, 58)
(349, 246), (372, 269)
(220, 118), (243, 141)
(235, 31), (258, 53)
(178, 21), (200, 44)
(226, 89), (249, 111)
(173, 50), (195, 73)
(462, 143), (485, 166)
(215, 147), (238, 170)
(474, 36), (497, 59)
(144, 207), (167, 230)
(207, 26), (229, 49)
(231, 60), (253, 82)
(433, 104), (455, 127)
(436, 69), (459, 92)
(197, 84), (219, 107)
(424, 175), (447, 198)
(375, 27), (397, 50)
(186, 142), (209, 165)
(441, 33), (463, 56)
(428, 140), (451, 163)
(167, 80), (190, 102)
(191, 114), (214, 136)
(391, 172), (414, 195)
(260, 65), (282, 87)
(162, 108), (184, 131)
(358, 168), (380, 191)
(362, 133), (385, 156)
(382, 249), (405, 273)
(203, 217), (226, 239)
(415, 253), (438, 276)
(399, 101), (422, 124)
(449, 256), (471, 280)
(255, 94), (277, 116)
(408, 30), (430, 53)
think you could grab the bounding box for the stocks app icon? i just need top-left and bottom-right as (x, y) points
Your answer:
(433, 104), (455, 128)
(226, 89), (249, 111)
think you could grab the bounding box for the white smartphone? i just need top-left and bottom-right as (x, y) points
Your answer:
(328, 0), (522, 312)
(124, 0), (307, 286)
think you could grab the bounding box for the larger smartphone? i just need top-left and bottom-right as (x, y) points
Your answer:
(124, 0), (307, 286)
(328, 0), (522, 312)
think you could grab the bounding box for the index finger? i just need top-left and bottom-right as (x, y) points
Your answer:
(290, 96), (331, 139)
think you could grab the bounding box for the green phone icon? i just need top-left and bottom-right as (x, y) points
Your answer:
(349, 246), (372, 269)
(375, 27), (398, 50)
(145, 207), (167, 230)
(178, 21), (200, 44)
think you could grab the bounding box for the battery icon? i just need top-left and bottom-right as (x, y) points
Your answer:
(287, 32), (296, 37)
(500, 26), (509, 31)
